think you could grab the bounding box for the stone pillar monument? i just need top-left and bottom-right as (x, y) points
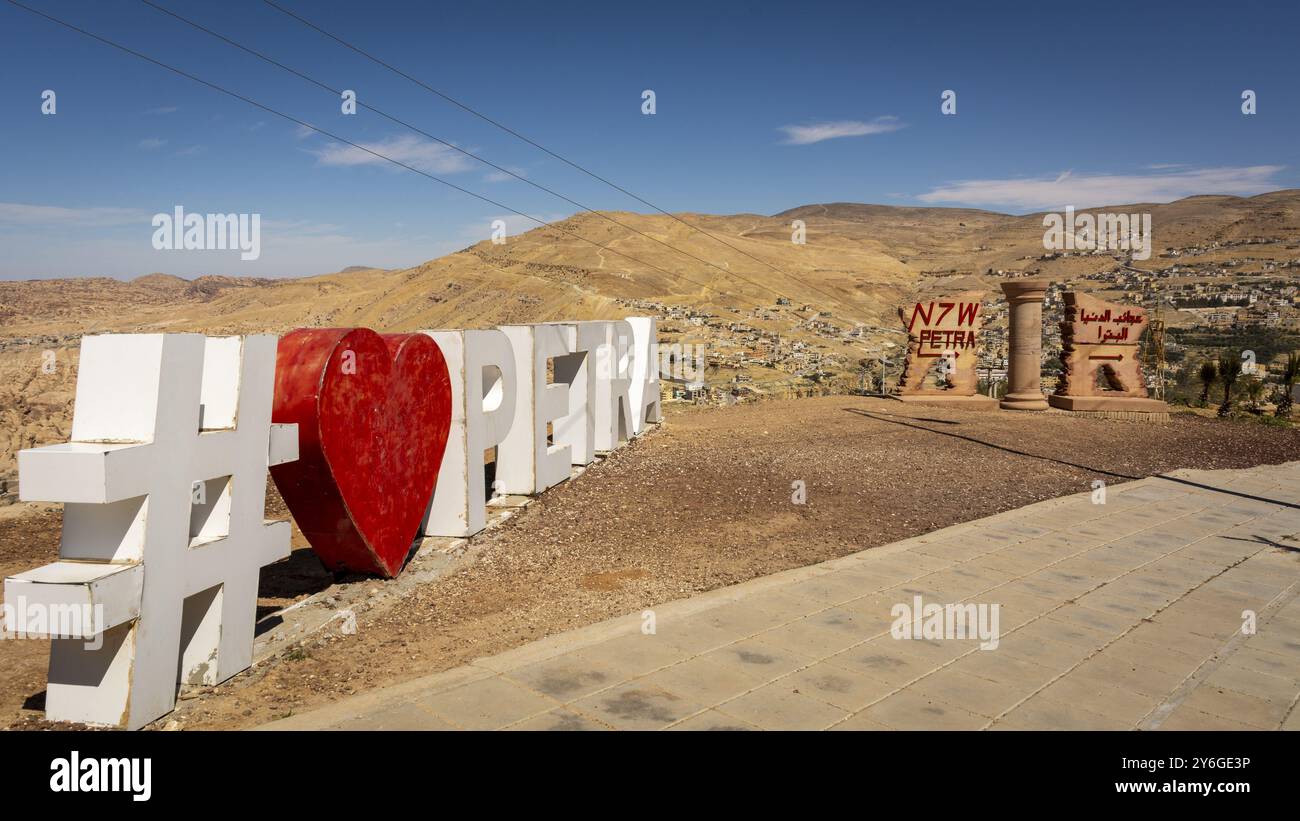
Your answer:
(999, 279), (1050, 410)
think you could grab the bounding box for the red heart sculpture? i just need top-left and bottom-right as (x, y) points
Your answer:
(270, 328), (451, 578)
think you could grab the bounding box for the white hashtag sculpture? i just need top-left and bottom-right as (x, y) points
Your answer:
(3, 334), (297, 729)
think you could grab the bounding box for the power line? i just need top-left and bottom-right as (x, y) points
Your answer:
(5, 0), (779, 304)
(138, 0), (814, 301)
(261, 0), (865, 317)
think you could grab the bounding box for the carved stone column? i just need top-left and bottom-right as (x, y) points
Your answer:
(1000, 279), (1050, 410)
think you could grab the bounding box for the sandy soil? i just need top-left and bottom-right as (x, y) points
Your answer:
(4, 396), (1300, 730)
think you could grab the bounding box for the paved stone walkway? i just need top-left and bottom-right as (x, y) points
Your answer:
(261, 462), (1300, 730)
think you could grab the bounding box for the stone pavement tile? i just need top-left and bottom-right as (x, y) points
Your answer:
(1046, 556), (1124, 585)
(996, 629), (1096, 669)
(1171, 538), (1260, 567)
(910, 667), (1033, 718)
(824, 640), (944, 688)
(700, 637), (816, 684)
(1099, 635), (1208, 679)
(505, 707), (609, 731)
(416, 676), (558, 729)
(781, 572), (890, 607)
(334, 701), (457, 731)
(1051, 529), (1112, 550)
(994, 693), (1129, 730)
(1157, 705), (1260, 731)
(1015, 615), (1113, 651)
(945, 649), (1060, 691)
(949, 561), (1017, 588)
(1023, 530), (1096, 558)
(983, 521), (1055, 541)
(1051, 602), (1139, 638)
(828, 712), (894, 731)
(1146, 516), (1231, 542)
(834, 563), (934, 593)
(1271, 612), (1300, 641)
(1284, 708), (1300, 730)
(954, 531), (1026, 554)
(637, 656), (761, 706)
(984, 582), (1067, 610)
(1181, 509), (1257, 530)
(835, 593), (901, 634)
(717, 680), (851, 730)
(503, 651), (625, 703)
(666, 709), (761, 731)
(851, 555), (931, 586)
(1013, 573), (1084, 601)
(1072, 586), (1164, 622)
(905, 569), (999, 600)
(576, 632), (695, 679)
(1118, 570), (1202, 600)
(1079, 545), (1154, 573)
(1108, 526), (1202, 555)
(1152, 601), (1245, 642)
(1203, 662), (1299, 705)
(968, 589), (1059, 631)
(1207, 572), (1294, 602)
(654, 616), (754, 656)
(1036, 672), (1160, 726)
(1123, 620), (1224, 656)
(1072, 654), (1190, 700)
(571, 681), (706, 730)
(1191, 583), (1279, 615)
(1225, 645), (1300, 683)
(779, 661), (897, 713)
(915, 536), (997, 563)
(886, 577), (956, 602)
(757, 616), (871, 659)
(873, 633), (977, 666)
(862, 690), (987, 730)
(977, 547), (1057, 577)
(1023, 567), (1100, 597)
(697, 591), (825, 633)
(804, 604), (888, 639)
(1179, 684), (1287, 729)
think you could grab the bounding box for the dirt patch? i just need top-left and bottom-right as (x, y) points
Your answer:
(580, 569), (650, 592)
(3, 396), (1300, 729)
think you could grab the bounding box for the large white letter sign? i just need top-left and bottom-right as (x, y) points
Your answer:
(626, 316), (662, 436)
(4, 334), (296, 729)
(547, 320), (608, 466)
(421, 329), (517, 537)
(594, 320), (636, 453)
(497, 324), (572, 495)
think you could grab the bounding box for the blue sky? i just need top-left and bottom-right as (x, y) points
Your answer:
(1, 0), (1297, 279)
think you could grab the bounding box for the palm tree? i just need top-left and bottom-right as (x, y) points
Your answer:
(1197, 361), (1217, 407)
(1275, 352), (1300, 418)
(1243, 377), (1266, 414)
(1217, 355), (1242, 418)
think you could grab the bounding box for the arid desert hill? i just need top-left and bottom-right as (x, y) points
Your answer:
(3, 190), (1300, 500)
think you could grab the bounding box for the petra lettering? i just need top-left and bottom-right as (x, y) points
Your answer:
(3, 318), (659, 729)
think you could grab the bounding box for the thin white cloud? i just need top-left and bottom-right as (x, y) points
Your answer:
(138, 137), (167, 150)
(175, 145), (205, 157)
(778, 116), (904, 145)
(484, 166), (527, 183)
(917, 165), (1287, 210)
(0, 202), (148, 227)
(311, 134), (474, 175)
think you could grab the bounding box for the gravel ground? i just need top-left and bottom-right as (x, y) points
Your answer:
(4, 396), (1300, 729)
